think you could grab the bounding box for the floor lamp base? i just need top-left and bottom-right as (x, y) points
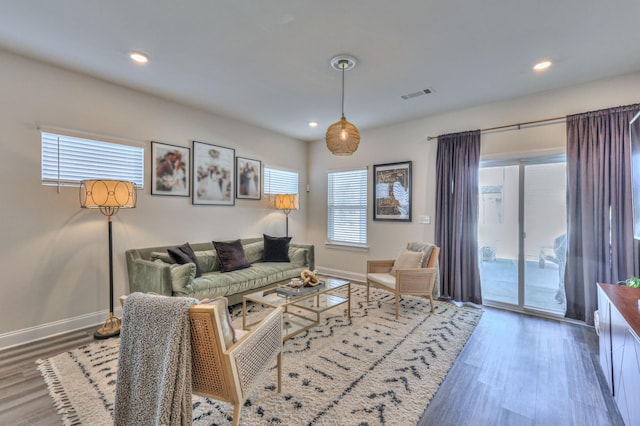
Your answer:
(94, 313), (121, 339)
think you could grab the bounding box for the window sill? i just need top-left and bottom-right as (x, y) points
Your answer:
(324, 242), (370, 252)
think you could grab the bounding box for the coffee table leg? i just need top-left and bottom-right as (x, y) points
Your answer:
(242, 298), (247, 330)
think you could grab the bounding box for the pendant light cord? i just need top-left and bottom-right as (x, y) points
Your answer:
(341, 64), (345, 118)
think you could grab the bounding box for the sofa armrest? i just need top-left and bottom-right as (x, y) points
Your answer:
(291, 243), (315, 270)
(367, 259), (395, 273)
(125, 253), (172, 296)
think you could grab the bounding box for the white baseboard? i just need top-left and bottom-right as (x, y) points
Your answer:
(1, 270), (363, 350)
(317, 266), (366, 284)
(0, 306), (123, 351)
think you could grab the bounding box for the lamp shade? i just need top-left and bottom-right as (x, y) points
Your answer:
(274, 194), (299, 212)
(80, 180), (136, 216)
(326, 116), (360, 156)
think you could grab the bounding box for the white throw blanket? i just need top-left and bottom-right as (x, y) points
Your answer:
(114, 293), (198, 426)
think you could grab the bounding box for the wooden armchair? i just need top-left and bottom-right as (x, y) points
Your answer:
(366, 245), (440, 319)
(119, 294), (282, 426)
(190, 304), (283, 426)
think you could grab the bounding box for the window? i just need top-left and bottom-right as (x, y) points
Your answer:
(327, 168), (368, 246)
(41, 132), (144, 187)
(263, 166), (299, 195)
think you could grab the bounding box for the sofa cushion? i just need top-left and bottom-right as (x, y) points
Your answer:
(213, 239), (251, 272)
(194, 249), (219, 273)
(171, 263), (196, 294)
(200, 296), (237, 347)
(168, 242), (202, 277)
(154, 260), (196, 295)
(188, 263), (305, 300)
(288, 246), (307, 266)
(263, 234), (291, 262)
(243, 241), (264, 264)
(151, 251), (174, 264)
(390, 249), (424, 274)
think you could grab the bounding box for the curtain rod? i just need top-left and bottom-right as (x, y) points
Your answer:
(426, 115), (567, 141)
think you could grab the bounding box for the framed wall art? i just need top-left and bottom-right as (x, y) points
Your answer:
(151, 141), (190, 196)
(192, 141), (235, 205)
(236, 157), (261, 200)
(373, 161), (412, 221)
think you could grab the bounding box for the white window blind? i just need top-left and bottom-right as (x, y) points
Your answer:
(264, 167), (299, 195)
(328, 168), (368, 245)
(41, 132), (144, 187)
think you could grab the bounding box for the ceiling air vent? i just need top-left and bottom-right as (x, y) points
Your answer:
(401, 87), (434, 100)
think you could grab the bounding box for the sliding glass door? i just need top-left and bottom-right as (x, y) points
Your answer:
(478, 157), (567, 316)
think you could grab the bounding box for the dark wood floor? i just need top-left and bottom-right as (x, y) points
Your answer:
(0, 326), (96, 426)
(419, 307), (624, 426)
(0, 308), (624, 425)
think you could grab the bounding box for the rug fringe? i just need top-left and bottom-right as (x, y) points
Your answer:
(36, 358), (82, 426)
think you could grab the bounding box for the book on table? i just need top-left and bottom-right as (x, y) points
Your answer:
(276, 281), (325, 298)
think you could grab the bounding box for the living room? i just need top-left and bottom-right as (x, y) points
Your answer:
(1, 2), (640, 425)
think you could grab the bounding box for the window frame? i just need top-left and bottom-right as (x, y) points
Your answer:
(41, 131), (145, 188)
(327, 167), (368, 249)
(263, 165), (299, 196)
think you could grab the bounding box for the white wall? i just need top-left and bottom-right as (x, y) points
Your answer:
(308, 71), (640, 279)
(3, 46), (639, 348)
(0, 50), (308, 347)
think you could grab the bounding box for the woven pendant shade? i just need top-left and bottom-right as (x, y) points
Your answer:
(326, 116), (360, 156)
(326, 55), (360, 156)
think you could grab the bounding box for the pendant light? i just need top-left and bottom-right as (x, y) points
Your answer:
(326, 55), (360, 156)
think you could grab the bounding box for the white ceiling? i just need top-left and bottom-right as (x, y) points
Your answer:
(1, 1), (639, 141)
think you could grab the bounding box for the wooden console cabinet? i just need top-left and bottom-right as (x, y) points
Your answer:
(597, 283), (640, 425)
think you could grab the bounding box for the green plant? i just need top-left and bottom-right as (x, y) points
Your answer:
(626, 276), (640, 288)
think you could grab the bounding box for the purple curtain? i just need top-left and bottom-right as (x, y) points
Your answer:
(565, 104), (640, 324)
(435, 130), (482, 304)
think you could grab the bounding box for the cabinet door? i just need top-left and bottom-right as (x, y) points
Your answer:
(616, 328), (640, 426)
(611, 306), (627, 397)
(597, 287), (613, 392)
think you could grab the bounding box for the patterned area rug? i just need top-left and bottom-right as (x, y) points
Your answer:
(38, 286), (482, 425)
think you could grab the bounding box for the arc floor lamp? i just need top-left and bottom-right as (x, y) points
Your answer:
(80, 180), (136, 339)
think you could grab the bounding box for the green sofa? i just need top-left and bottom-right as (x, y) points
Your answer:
(125, 237), (315, 305)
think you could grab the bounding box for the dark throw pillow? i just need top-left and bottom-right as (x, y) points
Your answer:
(263, 234), (291, 262)
(167, 242), (203, 277)
(213, 239), (251, 272)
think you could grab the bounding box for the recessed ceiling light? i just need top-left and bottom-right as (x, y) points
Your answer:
(130, 51), (149, 64)
(308, 121), (318, 128)
(533, 60), (552, 71)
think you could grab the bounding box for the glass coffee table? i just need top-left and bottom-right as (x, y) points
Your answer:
(242, 277), (351, 340)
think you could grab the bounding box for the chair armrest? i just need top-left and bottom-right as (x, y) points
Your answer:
(396, 267), (437, 294)
(227, 307), (283, 396)
(367, 259), (395, 273)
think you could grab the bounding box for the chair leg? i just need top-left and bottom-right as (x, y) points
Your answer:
(277, 352), (282, 393)
(395, 292), (399, 320)
(366, 281), (370, 303)
(429, 294), (434, 313)
(232, 404), (241, 426)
